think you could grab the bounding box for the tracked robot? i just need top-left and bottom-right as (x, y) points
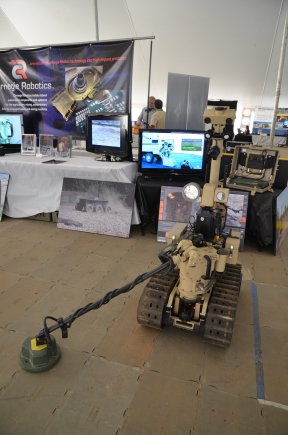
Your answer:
(20, 107), (242, 373)
(137, 106), (241, 345)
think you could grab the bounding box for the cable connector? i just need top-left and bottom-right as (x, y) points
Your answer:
(57, 317), (69, 338)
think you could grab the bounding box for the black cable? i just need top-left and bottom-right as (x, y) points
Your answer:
(221, 203), (228, 230)
(43, 316), (58, 345)
(36, 258), (174, 344)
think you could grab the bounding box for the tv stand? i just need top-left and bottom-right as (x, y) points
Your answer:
(142, 172), (204, 183)
(94, 154), (131, 162)
(94, 154), (114, 162)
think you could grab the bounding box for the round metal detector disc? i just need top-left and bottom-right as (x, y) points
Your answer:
(20, 336), (61, 373)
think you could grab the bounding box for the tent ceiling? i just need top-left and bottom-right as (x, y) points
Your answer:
(0, 0), (287, 116)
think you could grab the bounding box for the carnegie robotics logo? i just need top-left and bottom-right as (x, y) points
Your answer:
(1, 59), (52, 90)
(11, 59), (28, 80)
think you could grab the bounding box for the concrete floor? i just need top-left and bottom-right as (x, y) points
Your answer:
(0, 217), (287, 435)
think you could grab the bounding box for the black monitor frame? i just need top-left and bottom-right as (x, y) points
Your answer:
(86, 112), (131, 160)
(0, 112), (24, 153)
(138, 128), (207, 178)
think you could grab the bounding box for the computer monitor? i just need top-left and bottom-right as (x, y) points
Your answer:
(0, 113), (24, 153)
(86, 113), (130, 160)
(138, 129), (206, 177)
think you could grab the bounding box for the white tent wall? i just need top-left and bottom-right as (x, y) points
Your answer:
(0, 0), (287, 127)
(0, 6), (26, 47)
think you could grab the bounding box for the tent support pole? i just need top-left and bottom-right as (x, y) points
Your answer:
(270, 12), (288, 145)
(145, 40), (153, 127)
(94, 0), (99, 41)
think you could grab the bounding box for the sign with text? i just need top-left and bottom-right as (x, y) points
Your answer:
(252, 106), (288, 136)
(0, 41), (134, 137)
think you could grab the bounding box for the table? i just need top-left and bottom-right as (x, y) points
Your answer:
(0, 152), (140, 224)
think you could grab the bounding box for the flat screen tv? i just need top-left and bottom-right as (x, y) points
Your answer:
(0, 113), (24, 153)
(138, 129), (206, 177)
(86, 113), (130, 160)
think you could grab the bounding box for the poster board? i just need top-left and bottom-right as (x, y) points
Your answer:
(0, 41), (134, 138)
(57, 178), (135, 238)
(0, 173), (9, 221)
(252, 106), (288, 136)
(275, 186), (288, 255)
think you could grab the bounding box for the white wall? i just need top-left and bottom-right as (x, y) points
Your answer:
(0, 0), (287, 124)
(0, 6), (27, 47)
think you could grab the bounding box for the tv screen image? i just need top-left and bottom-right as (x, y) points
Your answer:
(91, 119), (121, 148)
(86, 113), (130, 160)
(0, 113), (24, 152)
(139, 129), (206, 175)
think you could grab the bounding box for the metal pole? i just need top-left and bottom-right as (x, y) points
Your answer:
(94, 0), (99, 41)
(270, 12), (288, 145)
(145, 40), (153, 127)
(0, 36), (155, 52)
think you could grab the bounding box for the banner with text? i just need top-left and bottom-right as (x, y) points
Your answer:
(252, 106), (288, 136)
(0, 40), (134, 137)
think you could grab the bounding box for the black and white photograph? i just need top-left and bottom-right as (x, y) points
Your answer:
(57, 177), (135, 238)
(21, 134), (37, 156)
(0, 173), (9, 221)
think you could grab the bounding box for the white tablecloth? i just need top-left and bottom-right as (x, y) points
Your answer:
(0, 153), (140, 224)
(252, 135), (287, 146)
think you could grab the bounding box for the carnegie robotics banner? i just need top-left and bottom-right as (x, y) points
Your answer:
(0, 40), (134, 137)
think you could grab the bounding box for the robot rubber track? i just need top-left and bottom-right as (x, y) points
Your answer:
(137, 263), (242, 347)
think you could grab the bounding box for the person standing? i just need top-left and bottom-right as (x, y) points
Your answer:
(244, 125), (251, 135)
(136, 96), (156, 128)
(150, 99), (166, 129)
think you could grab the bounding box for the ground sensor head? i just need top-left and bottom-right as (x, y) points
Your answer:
(20, 335), (61, 373)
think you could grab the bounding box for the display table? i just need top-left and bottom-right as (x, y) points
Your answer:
(0, 153), (140, 224)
